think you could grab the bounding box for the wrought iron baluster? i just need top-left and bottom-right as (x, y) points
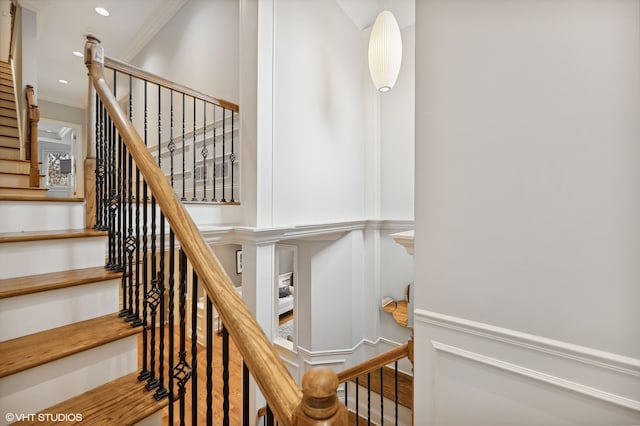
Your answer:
(394, 361), (398, 426)
(108, 104), (118, 269)
(266, 405), (274, 426)
(167, 230), (176, 425)
(117, 132), (125, 275)
(174, 249), (192, 426)
(181, 92), (186, 201)
(230, 109), (235, 202)
(192, 97), (197, 201)
(380, 368), (384, 425)
(138, 80), (150, 381)
(206, 295), (214, 426)
(158, 84), (162, 170)
(144, 193), (159, 389)
(212, 106), (217, 202)
(191, 269), (199, 424)
(132, 75), (142, 327)
(169, 89), (175, 189)
(223, 325), (230, 426)
(367, 371), (371, 425)
(125, 75), (137, 324)
(154, 211), (168, 400)
(221, 108), (226, 202)
(344, 378), (348, 411)
(356, 377), (359, 425)
(145, 83), (163, 390)
(202, 102), (208, 201)
(115, 70), (124, 274)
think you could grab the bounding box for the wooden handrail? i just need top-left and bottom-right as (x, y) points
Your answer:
(25, 85), (40, 187)
(337, 343), (410, 384)
(103, 56), (239, 113)
(85, 36), (300, 425)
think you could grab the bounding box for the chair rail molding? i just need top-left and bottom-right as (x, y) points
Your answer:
(415, 309), (640, 422)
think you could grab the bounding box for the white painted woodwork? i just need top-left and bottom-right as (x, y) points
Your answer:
(0, 200), (85, 232)
(0, 279), (119, 341)
(0, 236), (106, 279)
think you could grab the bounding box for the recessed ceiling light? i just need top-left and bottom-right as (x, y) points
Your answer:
(72, 51), (83, 57)
(95, 7), (109, 17)
(58, 79), (69, 84)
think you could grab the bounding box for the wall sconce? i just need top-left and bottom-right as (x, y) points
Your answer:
(368, 10), (403, 93)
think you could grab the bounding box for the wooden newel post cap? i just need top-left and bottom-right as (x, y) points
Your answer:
(293, 368), (347, 425)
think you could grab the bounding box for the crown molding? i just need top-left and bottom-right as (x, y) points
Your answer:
(120, 0), (188, 63)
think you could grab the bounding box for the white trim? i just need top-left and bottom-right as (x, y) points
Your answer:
(278, 356), (299, 370)
(234, 219), (414, 245)
(120, 0), (188, 63)
(297, 336), (404, 358)
(415, 309), (640, 376)
(303, 358), (346, 368)
(432, 341), (640, 412)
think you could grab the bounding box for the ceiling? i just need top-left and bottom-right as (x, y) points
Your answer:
(336, 0), (415, 31)
(6, 0), (413, 110)
(19, 0), (186, 109)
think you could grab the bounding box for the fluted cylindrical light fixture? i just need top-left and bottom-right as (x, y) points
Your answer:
(368, 10), (402, 93)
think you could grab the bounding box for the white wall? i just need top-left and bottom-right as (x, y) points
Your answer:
(309, 233), (361, 351)
(414, 0), (640, 424)
(380, 24), (415, 221)
(131, 0), (239, 104)
(272, 0), (367, 225)
(212, 244), (242, 287)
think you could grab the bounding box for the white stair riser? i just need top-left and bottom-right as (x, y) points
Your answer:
(0, 280), (119, 341)
(0, 336), (137, 426)
(0, 237), (106, 279)
(0, 202), (85, 232)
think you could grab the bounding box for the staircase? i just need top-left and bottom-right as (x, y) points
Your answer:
(0, 200), (166, 425)
(0, 60), (46, 199)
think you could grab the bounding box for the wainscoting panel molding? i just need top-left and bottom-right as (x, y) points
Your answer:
(414, 309), (640, 425)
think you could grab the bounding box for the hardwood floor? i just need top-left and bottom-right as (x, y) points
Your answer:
(279, 309), (293, 325)
(138, 325), (243, 425)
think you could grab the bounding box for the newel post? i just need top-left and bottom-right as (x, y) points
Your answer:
(84, 35), (102, 228)
(25, 85), (40, 187)
(292, 368), (347, 425)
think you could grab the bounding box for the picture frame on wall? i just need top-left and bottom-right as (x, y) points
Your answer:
(236, 250), (243, 274)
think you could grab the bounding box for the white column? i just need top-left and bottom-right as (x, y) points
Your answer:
(239, 0), (275, 228)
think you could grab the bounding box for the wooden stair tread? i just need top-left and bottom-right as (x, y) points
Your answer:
(0, 266), (121, 299)
(0, 169), (29, 176)
(0, 313), (140, 378)
(30, 372), (169, 426)
(0, 187), (49, 197)
(0, 228), (107, 243)
(0, 195), (84, 202)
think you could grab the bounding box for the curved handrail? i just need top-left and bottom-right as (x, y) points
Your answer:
(84, 36), (300, 425)
(337, 342), (411, 384)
